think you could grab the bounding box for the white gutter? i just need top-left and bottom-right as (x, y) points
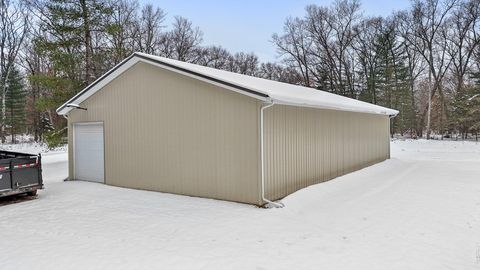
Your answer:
(260, 100), (284, 208)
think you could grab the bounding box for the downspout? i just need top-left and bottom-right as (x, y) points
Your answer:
(388, 113), (396, 159)
(62, 114), (69, 181)
(260, 100), (284, 208)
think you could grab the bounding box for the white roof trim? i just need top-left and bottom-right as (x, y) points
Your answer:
(56, 54), (269, 115)
(57, 52), (399, 116)
(137, 58), (270, 102)
(57, 55), (137, 115)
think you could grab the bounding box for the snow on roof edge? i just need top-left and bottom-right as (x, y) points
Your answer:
(135, 52), (399, 116)
(57, 52), (399, 117)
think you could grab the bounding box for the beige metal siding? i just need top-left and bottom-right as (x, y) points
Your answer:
(264, 105), (390, 201)
(68, 62), (262, 204)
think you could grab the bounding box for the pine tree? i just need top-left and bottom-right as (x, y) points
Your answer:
(40, 114), (54, 134)
(469, 97), (480, 140)
(4, 67), (26, 143)
(31, 0), (113, 116)
(372, 24), (412, 135)
(450, 78), (480, 139)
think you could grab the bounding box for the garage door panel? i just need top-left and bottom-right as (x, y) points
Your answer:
(74, 123), (104, 183)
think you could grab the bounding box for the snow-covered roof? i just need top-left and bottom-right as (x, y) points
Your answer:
(57, 52), (399, 116)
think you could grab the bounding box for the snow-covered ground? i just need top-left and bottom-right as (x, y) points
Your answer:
(0, 140), (479, 270)
(0, 141), (67, 158)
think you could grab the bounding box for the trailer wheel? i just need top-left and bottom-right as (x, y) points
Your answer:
(26, 190), (37, 196)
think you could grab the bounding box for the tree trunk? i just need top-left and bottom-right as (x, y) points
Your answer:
(426, 69), (432, 140)
(81, 0), (93, 85)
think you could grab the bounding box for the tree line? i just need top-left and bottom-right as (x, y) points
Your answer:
(1, 0), (479, 145)
(272, 0), (480, 139)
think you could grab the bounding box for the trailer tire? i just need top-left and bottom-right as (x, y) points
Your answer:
(26, 190), (37, 196)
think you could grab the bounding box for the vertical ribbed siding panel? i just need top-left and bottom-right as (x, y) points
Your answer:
(264, 105), (391, 201)
(68, 62), (262, 205)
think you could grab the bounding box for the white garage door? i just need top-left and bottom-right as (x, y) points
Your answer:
(74, 122), (104, 183)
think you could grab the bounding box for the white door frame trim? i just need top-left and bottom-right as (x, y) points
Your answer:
(72, 121), (105, 183)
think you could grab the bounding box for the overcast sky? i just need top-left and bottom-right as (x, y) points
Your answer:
(140, 0), (411, 62)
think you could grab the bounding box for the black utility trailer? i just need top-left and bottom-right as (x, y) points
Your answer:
(0, 150), (43, 198)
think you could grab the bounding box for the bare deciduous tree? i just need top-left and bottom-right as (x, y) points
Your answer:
(135, 4), (166, 55)
(258, 62), (302, 84)
(196, 45), (231, 69)
(396, 11), (427, 136)
(227, 52), (259, 75)
(408, 0), (458, 139)
(160, 16), (203, 62)
(0, 0), (28, 142)
(272, 17), (313, 87)
(107, 0), (139, 64)
(445, 0), (480, 93)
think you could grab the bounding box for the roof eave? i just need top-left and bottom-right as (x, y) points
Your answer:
(57, 52), (399, 117)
